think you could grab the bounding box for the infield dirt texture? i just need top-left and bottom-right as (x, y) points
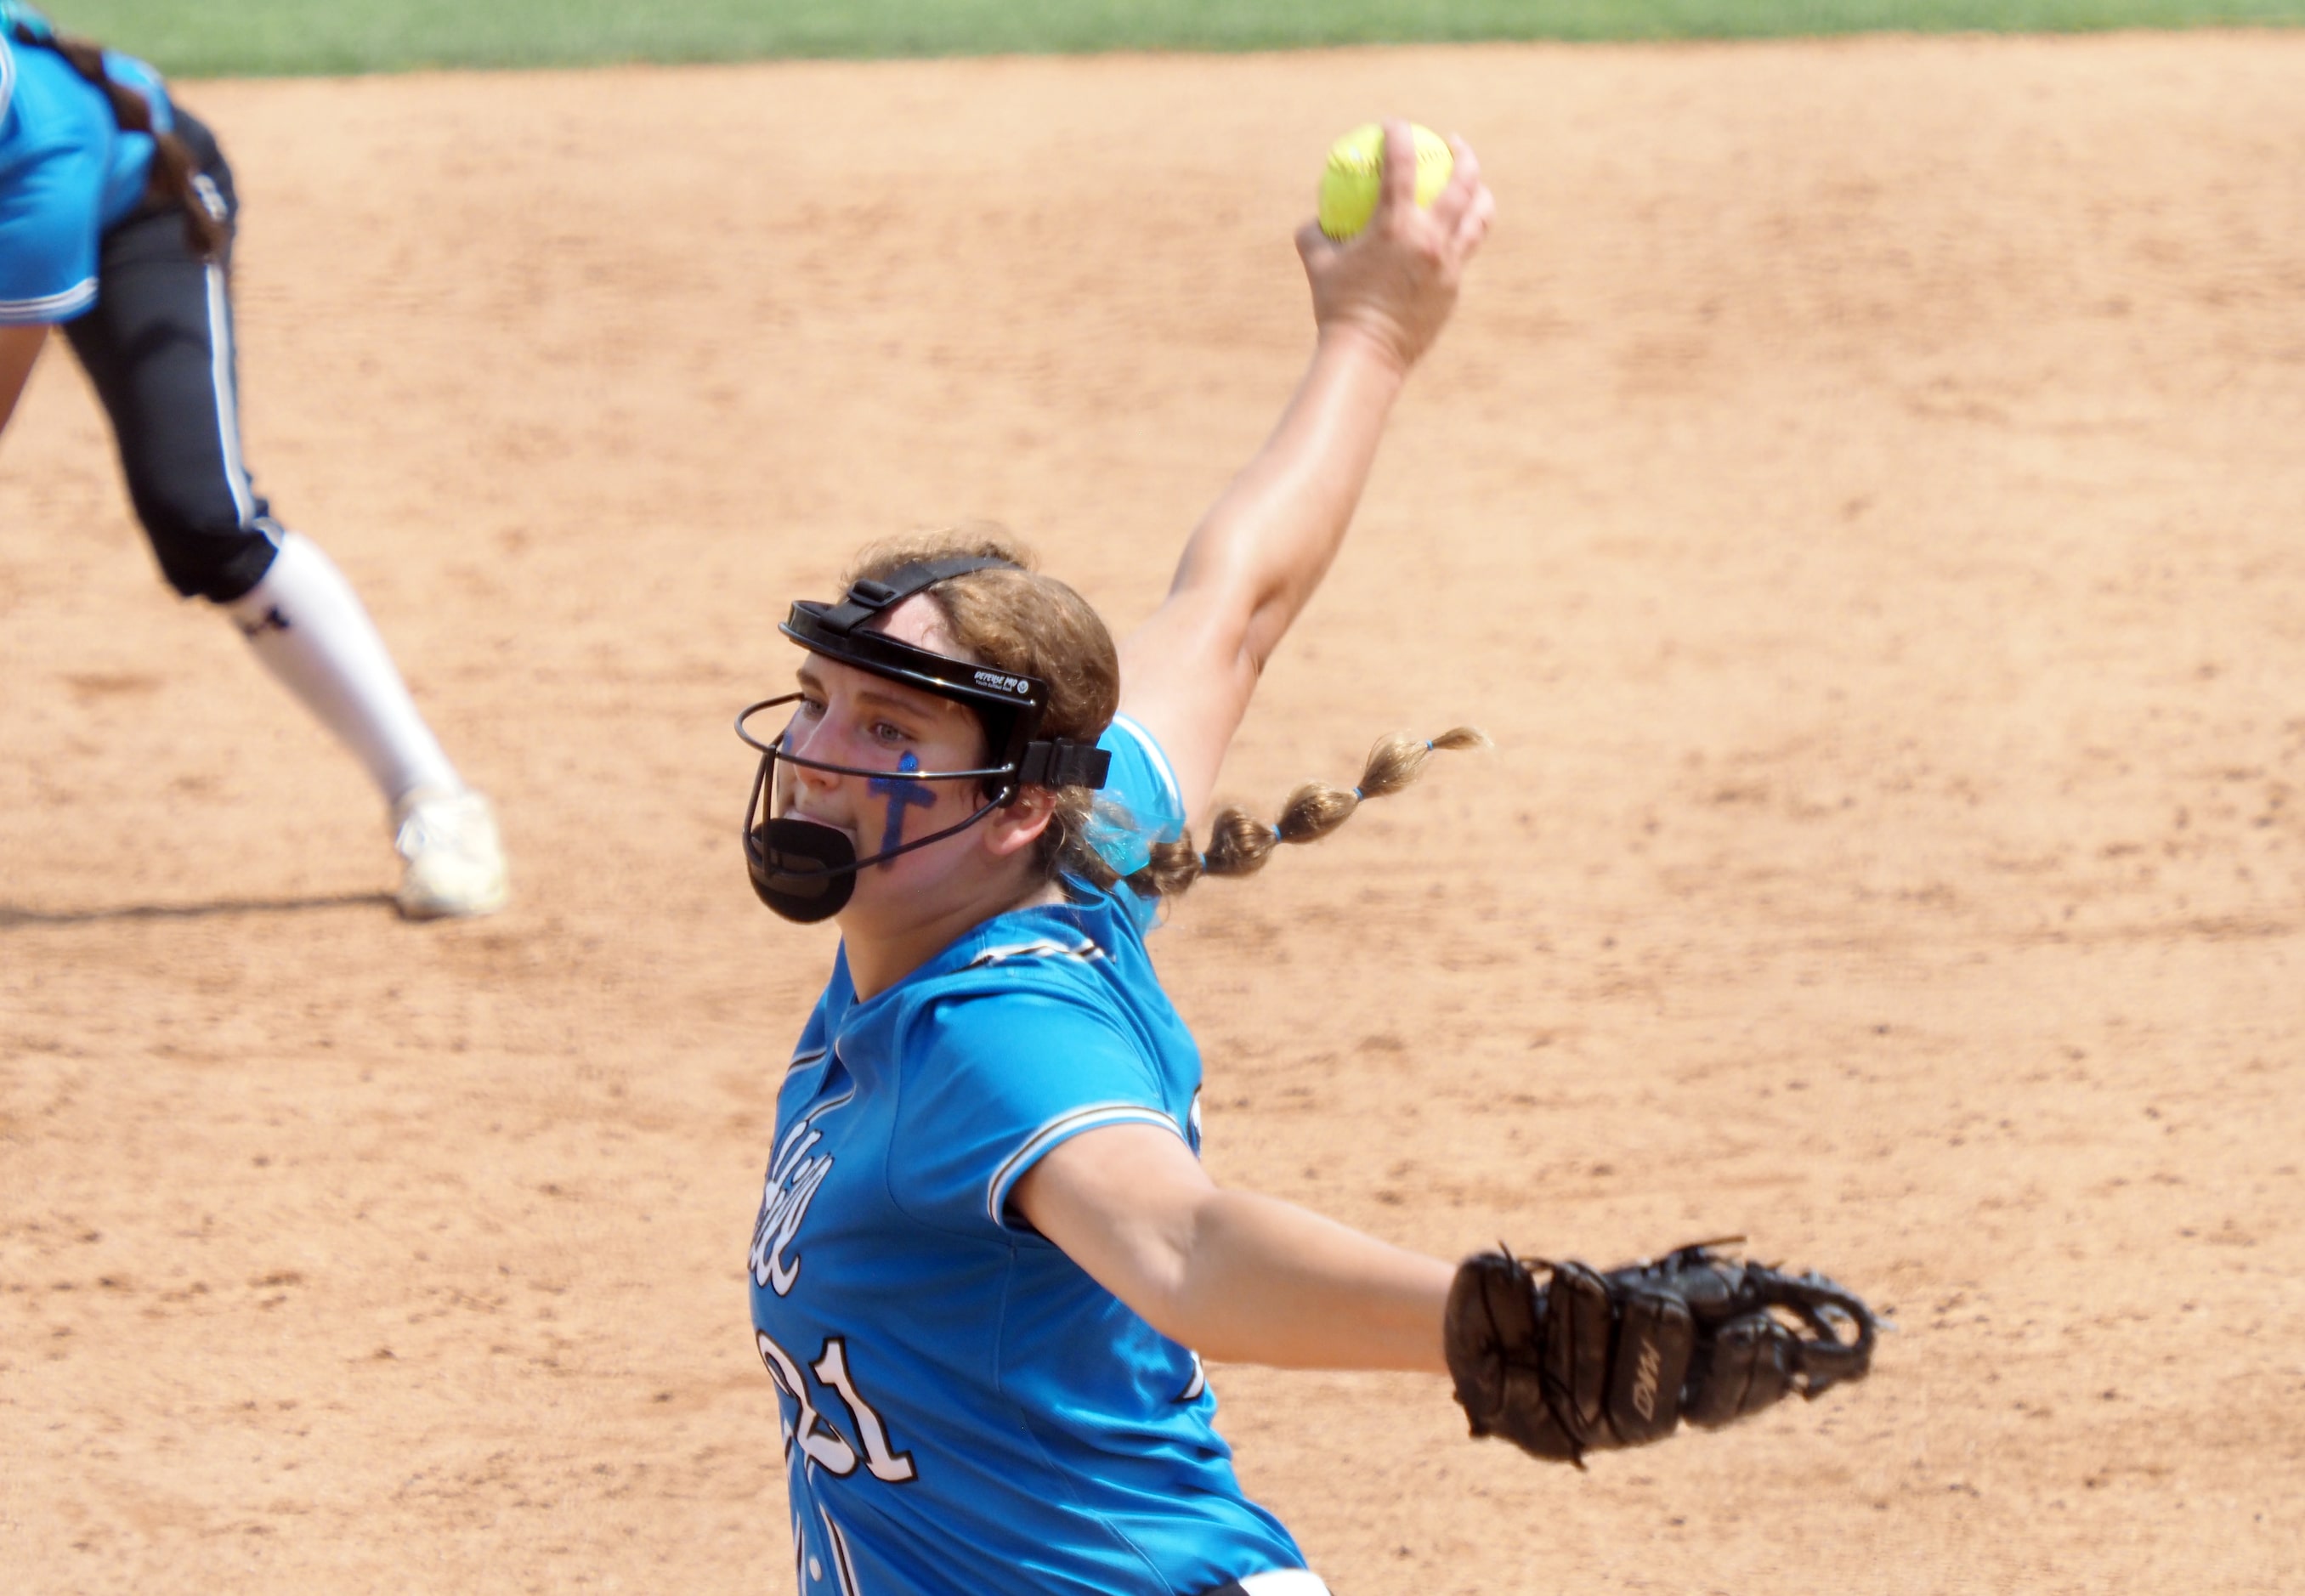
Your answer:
(3, 31), (2301, 1594)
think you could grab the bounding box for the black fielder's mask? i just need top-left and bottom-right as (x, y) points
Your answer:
(735, 556), (1113, 923)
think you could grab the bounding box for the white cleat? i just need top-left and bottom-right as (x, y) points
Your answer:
(392, 788), (510, 920)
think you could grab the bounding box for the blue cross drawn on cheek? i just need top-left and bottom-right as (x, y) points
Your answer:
(868, 752), (937, 862)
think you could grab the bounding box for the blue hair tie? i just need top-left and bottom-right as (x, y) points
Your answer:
(1351, 786), (1365, 801)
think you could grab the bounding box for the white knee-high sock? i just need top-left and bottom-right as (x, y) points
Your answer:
(224, 532), (462, 808)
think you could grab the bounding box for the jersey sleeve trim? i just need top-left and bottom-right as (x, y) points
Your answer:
(1238, 1571), (1334, 1595)
(963, 934), (1106, 970)
(0, 278), (97, 323)
(984, 1101), (1185, 1226)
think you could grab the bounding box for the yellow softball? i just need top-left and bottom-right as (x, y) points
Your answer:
(1317, 122), (1454, 241)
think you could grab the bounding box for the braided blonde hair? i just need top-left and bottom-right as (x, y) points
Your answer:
(1121, 728), (1491, 902)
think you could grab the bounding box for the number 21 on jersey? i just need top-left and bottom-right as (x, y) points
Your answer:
(757, 1330), (917, 1484)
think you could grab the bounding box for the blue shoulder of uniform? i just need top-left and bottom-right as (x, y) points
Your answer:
(2, 25), (20, 129)
(3, 4), (57, 44)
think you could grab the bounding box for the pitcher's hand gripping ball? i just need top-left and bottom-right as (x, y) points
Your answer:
(1445, 1240), (1880, 1465)
(1317, 122), (1455, 241)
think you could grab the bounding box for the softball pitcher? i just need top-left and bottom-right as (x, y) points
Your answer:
(735, 120), (1882, 1593)
(732, 125), (1494, 1596)
(0, 4), (506, 917)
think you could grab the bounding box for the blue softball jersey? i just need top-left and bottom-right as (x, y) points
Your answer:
(747, 714), (1308, 1596)
(0, 15), (173, 324)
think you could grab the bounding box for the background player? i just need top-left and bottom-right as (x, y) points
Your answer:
(0, 4), (506, 918)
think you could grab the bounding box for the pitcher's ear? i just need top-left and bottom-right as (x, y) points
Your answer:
(984, 784), (1058, 861)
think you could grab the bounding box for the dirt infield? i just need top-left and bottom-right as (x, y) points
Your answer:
(3, 30), (2301, 1594)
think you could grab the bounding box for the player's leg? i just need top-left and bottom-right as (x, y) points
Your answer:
(228, 535), (507, 919)
(1, 324), (47, 432)
(60, 109), (506, 918)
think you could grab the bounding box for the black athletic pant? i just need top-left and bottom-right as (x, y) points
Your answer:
(61, 106), (282, 603)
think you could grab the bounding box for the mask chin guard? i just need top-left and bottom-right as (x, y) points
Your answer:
(735, 557), (1114, 921)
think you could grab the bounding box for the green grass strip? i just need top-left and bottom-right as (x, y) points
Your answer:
(37, 0), (2305, 78)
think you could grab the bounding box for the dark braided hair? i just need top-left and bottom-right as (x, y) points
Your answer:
(8, 15), (228, 260)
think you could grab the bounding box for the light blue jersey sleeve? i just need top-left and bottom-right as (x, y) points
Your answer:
(0, 31), (173, 324)
(890, 985), (1185, 1237)
(0, 33), (101, 322)
(1083, 713), (1188, 932)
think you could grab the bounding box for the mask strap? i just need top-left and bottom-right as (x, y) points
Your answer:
(815, 556), (1019, 633)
